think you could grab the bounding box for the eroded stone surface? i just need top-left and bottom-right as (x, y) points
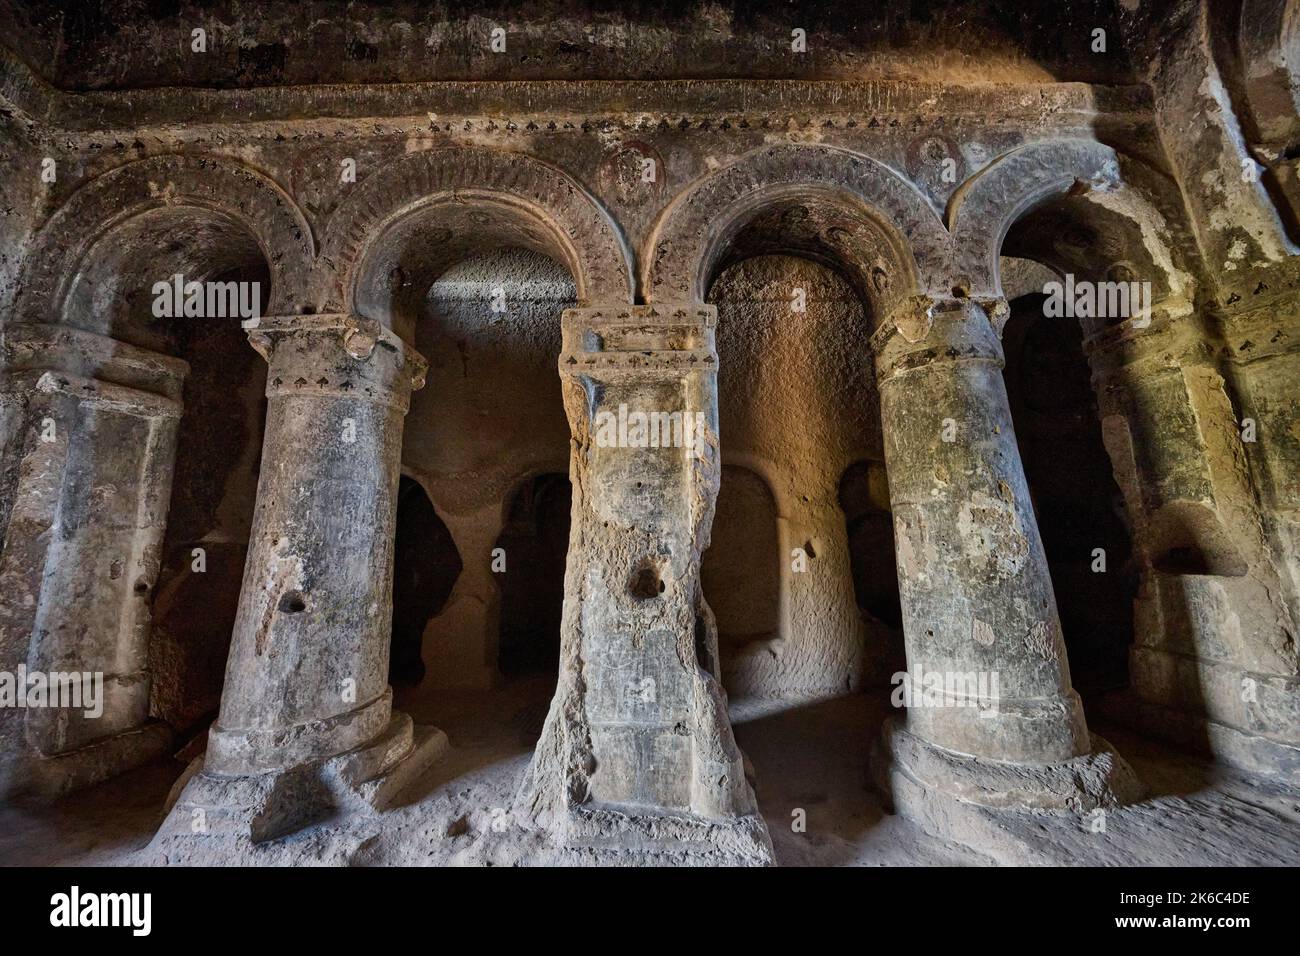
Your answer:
(0, 0), (1297, 866)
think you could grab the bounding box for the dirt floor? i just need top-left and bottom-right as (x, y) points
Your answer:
(2, 679), (1298, 866)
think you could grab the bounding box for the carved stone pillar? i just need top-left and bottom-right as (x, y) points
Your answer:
(0, 324), (183, 797)
(154, 315), (446, 849)
(1088, 292), (1300, 783)
(869, 297), (1139, 828)
(1223, 294), (1300, 782)
(521, 305), (773, 865)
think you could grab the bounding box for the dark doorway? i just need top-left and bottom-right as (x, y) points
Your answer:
(1002, 292), (1138, 694)
(701, 465), (781, 674)
(839, 460), (903, 632)
(495, 474), (571, 676)
(390, 475), (462, 686)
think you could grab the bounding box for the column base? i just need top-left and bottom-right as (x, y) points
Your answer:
(534, 803), (775, 866)
(2, 720), (173, 799)
(872, 716), (1142, 841)
(146, 713), (447, 864)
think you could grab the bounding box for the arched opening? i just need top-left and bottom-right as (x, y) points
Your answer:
(700, 192), (897, 697)
(56, 205), (273, 749)
(352, 199), (580, 344)
(390, 475), (462, 687)
(992, 176), (1272, 767)
(998, 277), (1138, 693)
(994, 187), (1182, 695)
(350, 200), (577, 753)
(994, 190), (1179, 702)
(494, 473), (571, 677)
(407, 247), (574, 700)
(701, 465), (781, 682)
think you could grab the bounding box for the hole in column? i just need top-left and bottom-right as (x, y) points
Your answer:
(279, 592), (306, 614)
(629, 560), (665, 601)
(1148, 502), (1247, 577)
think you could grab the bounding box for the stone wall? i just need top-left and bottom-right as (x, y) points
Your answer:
(0, 0), (1297, 861)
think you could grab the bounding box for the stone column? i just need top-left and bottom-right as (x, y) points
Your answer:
(0, 324), (183, 797)
(1087, 298), (1300, 783)
(521, 305), (772, 865)
(870, 297), (1138, 823)
(155, 315), (446, 849)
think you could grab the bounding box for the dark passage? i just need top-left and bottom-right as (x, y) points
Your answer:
(390, 475), (461, 686)
(495, 474), (572, 676)
(839, 460), (903, 632)
(1002, 292), (1138, 694)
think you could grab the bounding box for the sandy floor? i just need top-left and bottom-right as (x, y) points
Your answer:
(2, 679), (1297, 866)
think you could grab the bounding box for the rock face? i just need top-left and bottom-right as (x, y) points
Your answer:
(0, 0), (1298, 864)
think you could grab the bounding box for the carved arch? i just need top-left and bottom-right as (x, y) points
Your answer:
(950, 139), (1195, 309)
(13, 154), (314, 324)
(644, 144), (950, 311)
(315, 146), (634, 316)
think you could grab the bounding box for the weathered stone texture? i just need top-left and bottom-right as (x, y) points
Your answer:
(0, 0), (1298, 864)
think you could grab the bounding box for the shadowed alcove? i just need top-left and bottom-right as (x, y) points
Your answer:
(494, 473), (572, 677)
(700, 464), (781, 675)
(390, 475), (462, 687)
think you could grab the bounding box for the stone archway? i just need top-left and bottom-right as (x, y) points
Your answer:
(1, 154), (313, 797)
(316, 145), (634, 326)
(644, 143), (949, 310)
(965, 138), (1300, 775)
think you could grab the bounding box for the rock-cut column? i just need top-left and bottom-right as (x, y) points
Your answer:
(520, 305), (773, 865)
(155, 315), (446, 850)
(871, 296), (1139, 823)
(0, 325), (182, 798)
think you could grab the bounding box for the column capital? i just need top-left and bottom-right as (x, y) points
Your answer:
(1, 322), (188, 403)
(1081, 308), (1205, 380)
(244, 313), (427, 410)
(560, 304), (716, 379)
(29, 371), (183, 420)
(871, 296), (1004, 383)
(1216, 286), (1300, 366)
